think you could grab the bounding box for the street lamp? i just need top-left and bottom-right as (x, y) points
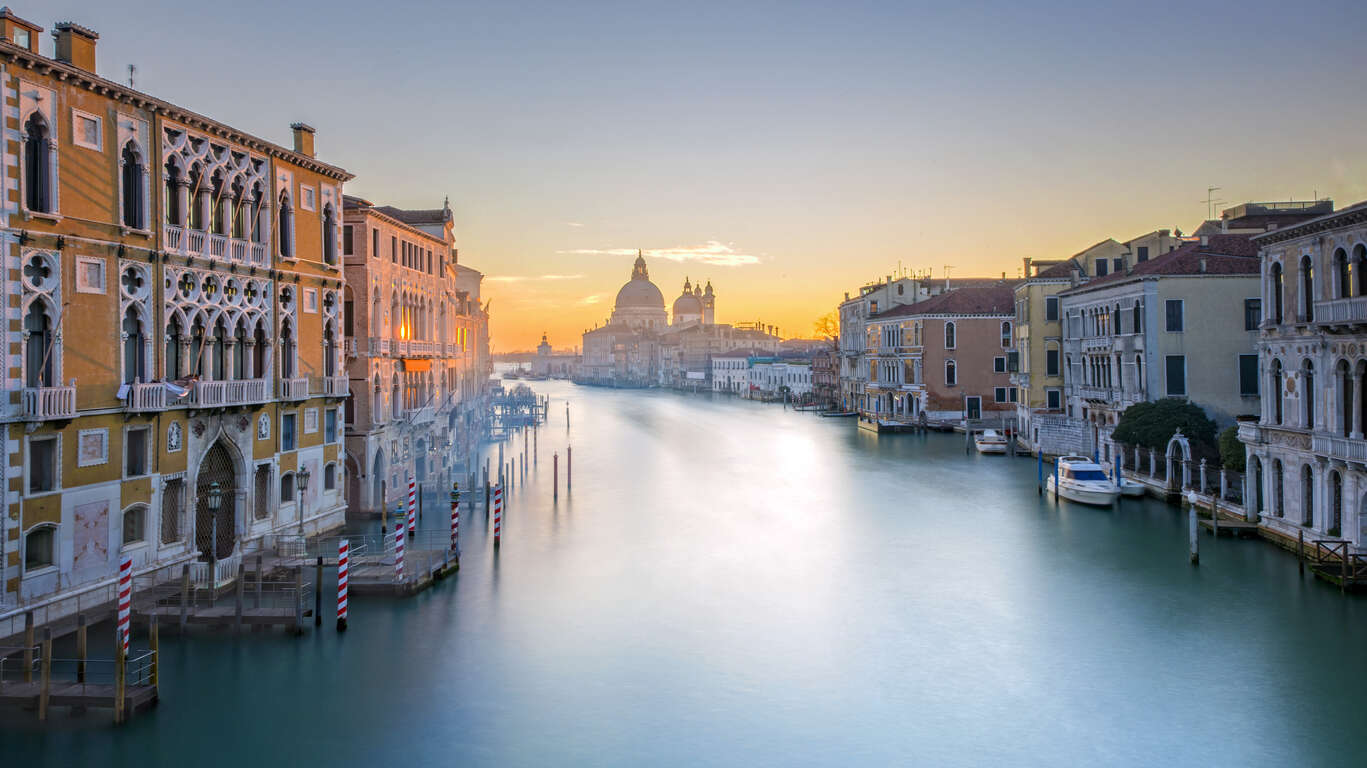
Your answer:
(207, 481), (222, 571)
(296, 466), (311, 536)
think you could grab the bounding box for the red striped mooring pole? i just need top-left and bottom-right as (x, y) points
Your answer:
(117, 555), (132, 652)
(407, 476), (417, 536)
(394, 521), (405, 582)
(337, 539), (349, 631)
(450, 483), (460, 552)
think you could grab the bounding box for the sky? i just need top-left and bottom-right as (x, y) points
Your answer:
(44, 0), (1367, 350)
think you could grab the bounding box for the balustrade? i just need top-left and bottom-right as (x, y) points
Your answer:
(280, 377), (310, 401)
(21, 386), (77, 420)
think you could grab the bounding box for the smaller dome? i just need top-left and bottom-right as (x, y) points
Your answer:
(673, 292), (703, 320)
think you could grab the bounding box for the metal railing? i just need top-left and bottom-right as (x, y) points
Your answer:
(21, 385), (77, 420)
(0, 559), (193, 644)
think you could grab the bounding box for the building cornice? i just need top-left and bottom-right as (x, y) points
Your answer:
(0, 40), (354, 182)
(1251, 203), (1367, 246)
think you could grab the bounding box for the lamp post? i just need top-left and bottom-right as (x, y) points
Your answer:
(207, 481), (222, 579)
(296, 467), (311, 537)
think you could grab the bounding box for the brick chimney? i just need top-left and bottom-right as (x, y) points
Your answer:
(1, 8), (42, 53)
(290, 122), (316, 157)
(53, 21), (97, 72)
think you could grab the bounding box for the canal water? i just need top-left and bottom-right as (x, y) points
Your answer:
(7, 380), (1367, 766)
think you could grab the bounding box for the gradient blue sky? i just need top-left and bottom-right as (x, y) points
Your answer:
(43, 0), (1367, 348)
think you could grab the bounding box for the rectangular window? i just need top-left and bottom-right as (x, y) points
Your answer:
(1096, 260), (1109, 277)
(994, 387), (1008, 403)
(391, 236), (397, 263)
(372, 229), (379, 258)
(325, 408), (338, 443)
(162, 477), (184, 543)
(1244, 298), (1262, 331)
(343, 225), (354, 255)
(1239, 354), (1259, 396)
(1137, 246), (1149, 263)
(29, 437), (57, 493)
(1009, 387), (1018, 402)
(1113, 258), (1123, 273)
(1165, 300), (1184, 332)
(994, 356), (1007, 373)
(1045, 296), (1059, 322)
(1046, 349), (1060, 377)
(1047, 389), (1062, 410)
(282, 413), (297, 451)
(125, 427), (149, 477)
(1165, 355), (1187, 396)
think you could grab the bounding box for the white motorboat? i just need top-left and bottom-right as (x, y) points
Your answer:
(1046, 456), (1121, 506)
(1117, 476), (1147, 498)
(974, 429), (1009, 454)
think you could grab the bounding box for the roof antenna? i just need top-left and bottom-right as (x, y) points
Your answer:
(1203, 186), (1223, 220)
(127, 64), (136, 88)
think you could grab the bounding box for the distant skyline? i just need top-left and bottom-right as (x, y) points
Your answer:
(43, 0), (1367, 349)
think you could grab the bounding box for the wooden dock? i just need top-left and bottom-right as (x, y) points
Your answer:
(0, 681), (158, 716)
(1198, 518), (1260, 538)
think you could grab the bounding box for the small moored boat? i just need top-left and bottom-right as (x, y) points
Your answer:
(1117, 476), (1146, 498)
(1046, 456), (1121, 506)
(974, 429), (1009, 454)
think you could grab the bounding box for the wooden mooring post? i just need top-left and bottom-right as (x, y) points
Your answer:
(77, 614), (88, 683)
(38, 628), (51, 722)
(113, 631), (126, 724)
(567, 445), (572, 493)
(315, 556), (324, 627)
(234, 562), (245, 633)
(554, 452), (559, 500)
(149, 613), (159, 688)
(22, 610), (33, 683)
(1298, 529), (1305, 573)
(255, 554), (264, 609)
(293, 566), (304, 636)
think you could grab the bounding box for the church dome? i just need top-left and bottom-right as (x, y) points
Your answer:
(673, 292), (703, 317)
(614, 253), (665, 310)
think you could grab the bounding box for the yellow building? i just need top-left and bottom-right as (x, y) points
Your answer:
(2, 12), (353, 611)
(1013, 231), (1181, 453)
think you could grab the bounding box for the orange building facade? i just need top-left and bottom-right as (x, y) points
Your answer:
(1, 13), (354, 611)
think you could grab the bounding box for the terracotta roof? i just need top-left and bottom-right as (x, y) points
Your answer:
(871, 283), (1017, 319)
(1034, 259), (1079, 279)
(374, 206), (450, 226)
(1063, 235), (1258, 292)
(1191, 220), (1222, 237)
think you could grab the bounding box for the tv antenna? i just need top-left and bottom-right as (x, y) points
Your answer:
(127, 64), (136, 88)
(1203, 186), (1223, 220)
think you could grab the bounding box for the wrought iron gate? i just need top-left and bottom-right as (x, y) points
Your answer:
(195, 441), (238, 560)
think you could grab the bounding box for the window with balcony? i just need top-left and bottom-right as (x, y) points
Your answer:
(29, 436), (57, 494)
(1300, 255), (1314, 322)
(23, 112), (53, 213)
(24, 525), (55, 572)
(1271, 358), (1284, 424)
(1302, 360), (1315, 429)
(1334, 248), (1350, 299)
(122, 306), (147, 384)
(24, 300), (56, 388)
(280, 319), (296, 379)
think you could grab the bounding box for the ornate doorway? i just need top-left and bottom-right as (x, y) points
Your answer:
(195, 440), (238, 560)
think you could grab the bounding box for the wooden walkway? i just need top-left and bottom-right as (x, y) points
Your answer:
(0, 681), (158, 716)
(1198, 518), (1260, 538)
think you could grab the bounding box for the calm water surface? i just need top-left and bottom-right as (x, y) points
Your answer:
(8, 381), (1367, 766)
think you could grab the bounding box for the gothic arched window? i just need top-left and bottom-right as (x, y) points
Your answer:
(23, 113), (52, 213)
(24, 301), (54, 387)
(278, 191), (294, 259)
(322, 204), (338, 265)
(121, 142), (145, 229)
(122, 306), (146, 383)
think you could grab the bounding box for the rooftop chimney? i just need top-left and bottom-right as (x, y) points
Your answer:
(1023, 257), (1033, 277)
(1199, 257), (1208, 274)
(1, 8), (42, 53)
(52, 21), (97, 72)
(290, 122), (316, 157)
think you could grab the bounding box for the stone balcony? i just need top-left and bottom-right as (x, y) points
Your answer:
(320, 375), (349, 398)
(163, 225), (268, 267)
(1081, 337), (1114, 354)
(21, 385), (76, 421)
(279, 377), (310, 401)
(124, 381), (168, 412)
(368, 338), (391, 356)
(344, 339), (358, 359)
(187, 378), (268, 408)
(1312, 433), (1367, 463)
(1314, 297), (1367, 329)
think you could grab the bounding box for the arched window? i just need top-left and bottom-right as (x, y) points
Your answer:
(122, 306), (146, 384)
(372, 375), (382, 419)
(164, 159), (184, 226)
(1133, 302), (1143, 333)
(253, 322), (267, 380)
(24, 524), (55, 571)
(1330, 470), (1343, 534)
(187, 165), (204, 230)
(210, 171), (226, 235)
(324, 463), (337, 491)
(1339, 360), (1353, 437)
(280, 471), (295, 504)
(1300, 255), (1314, 322)
(166, 314), (183, 379)
(322, 204), (338, 264)
(1272, 459), (1284, 517)
(1335, 248), (1350, 299)
(23, 113), (52, 213)
(945, 359), (957, 386)
(231, 177), (247, 239)
(121, 142), (145, 229)
(211, 317), (228, 381)
(1356, 245), (1367, 297)
(233, 320), (248, 380)
(944, 321), (956, 350)
(1270, 262), (1284, 324)
(121, 505), (147, 547)
(250, 183), (265, 243)
(1000, 321), (1011, 347)
(279, 319), (295, 379)
(1302, 359), (1315, 429)
(1301, 464), (1314, 527)
(278, 191), (294, 259)
(323, 321), (337, 377)
(1270, 359), (1283, 425)
(1134, 354), (1144, 391)
(24, 300), (55, 388)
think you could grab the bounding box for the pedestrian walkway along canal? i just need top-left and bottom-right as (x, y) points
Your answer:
(7, 379), (1367, 766)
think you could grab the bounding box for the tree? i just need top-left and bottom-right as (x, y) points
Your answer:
(1218, 426), (1246, 472)
(1111, 399), (1218, 461)
(813, 312), (839, 340)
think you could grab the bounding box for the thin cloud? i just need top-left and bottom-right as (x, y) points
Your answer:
(580, 294), (603, 305)
(567, 222), (584, 228)
(557, 241), (761, 267)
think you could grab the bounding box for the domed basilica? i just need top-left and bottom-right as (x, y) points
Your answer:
(608, 252), (716, 330)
